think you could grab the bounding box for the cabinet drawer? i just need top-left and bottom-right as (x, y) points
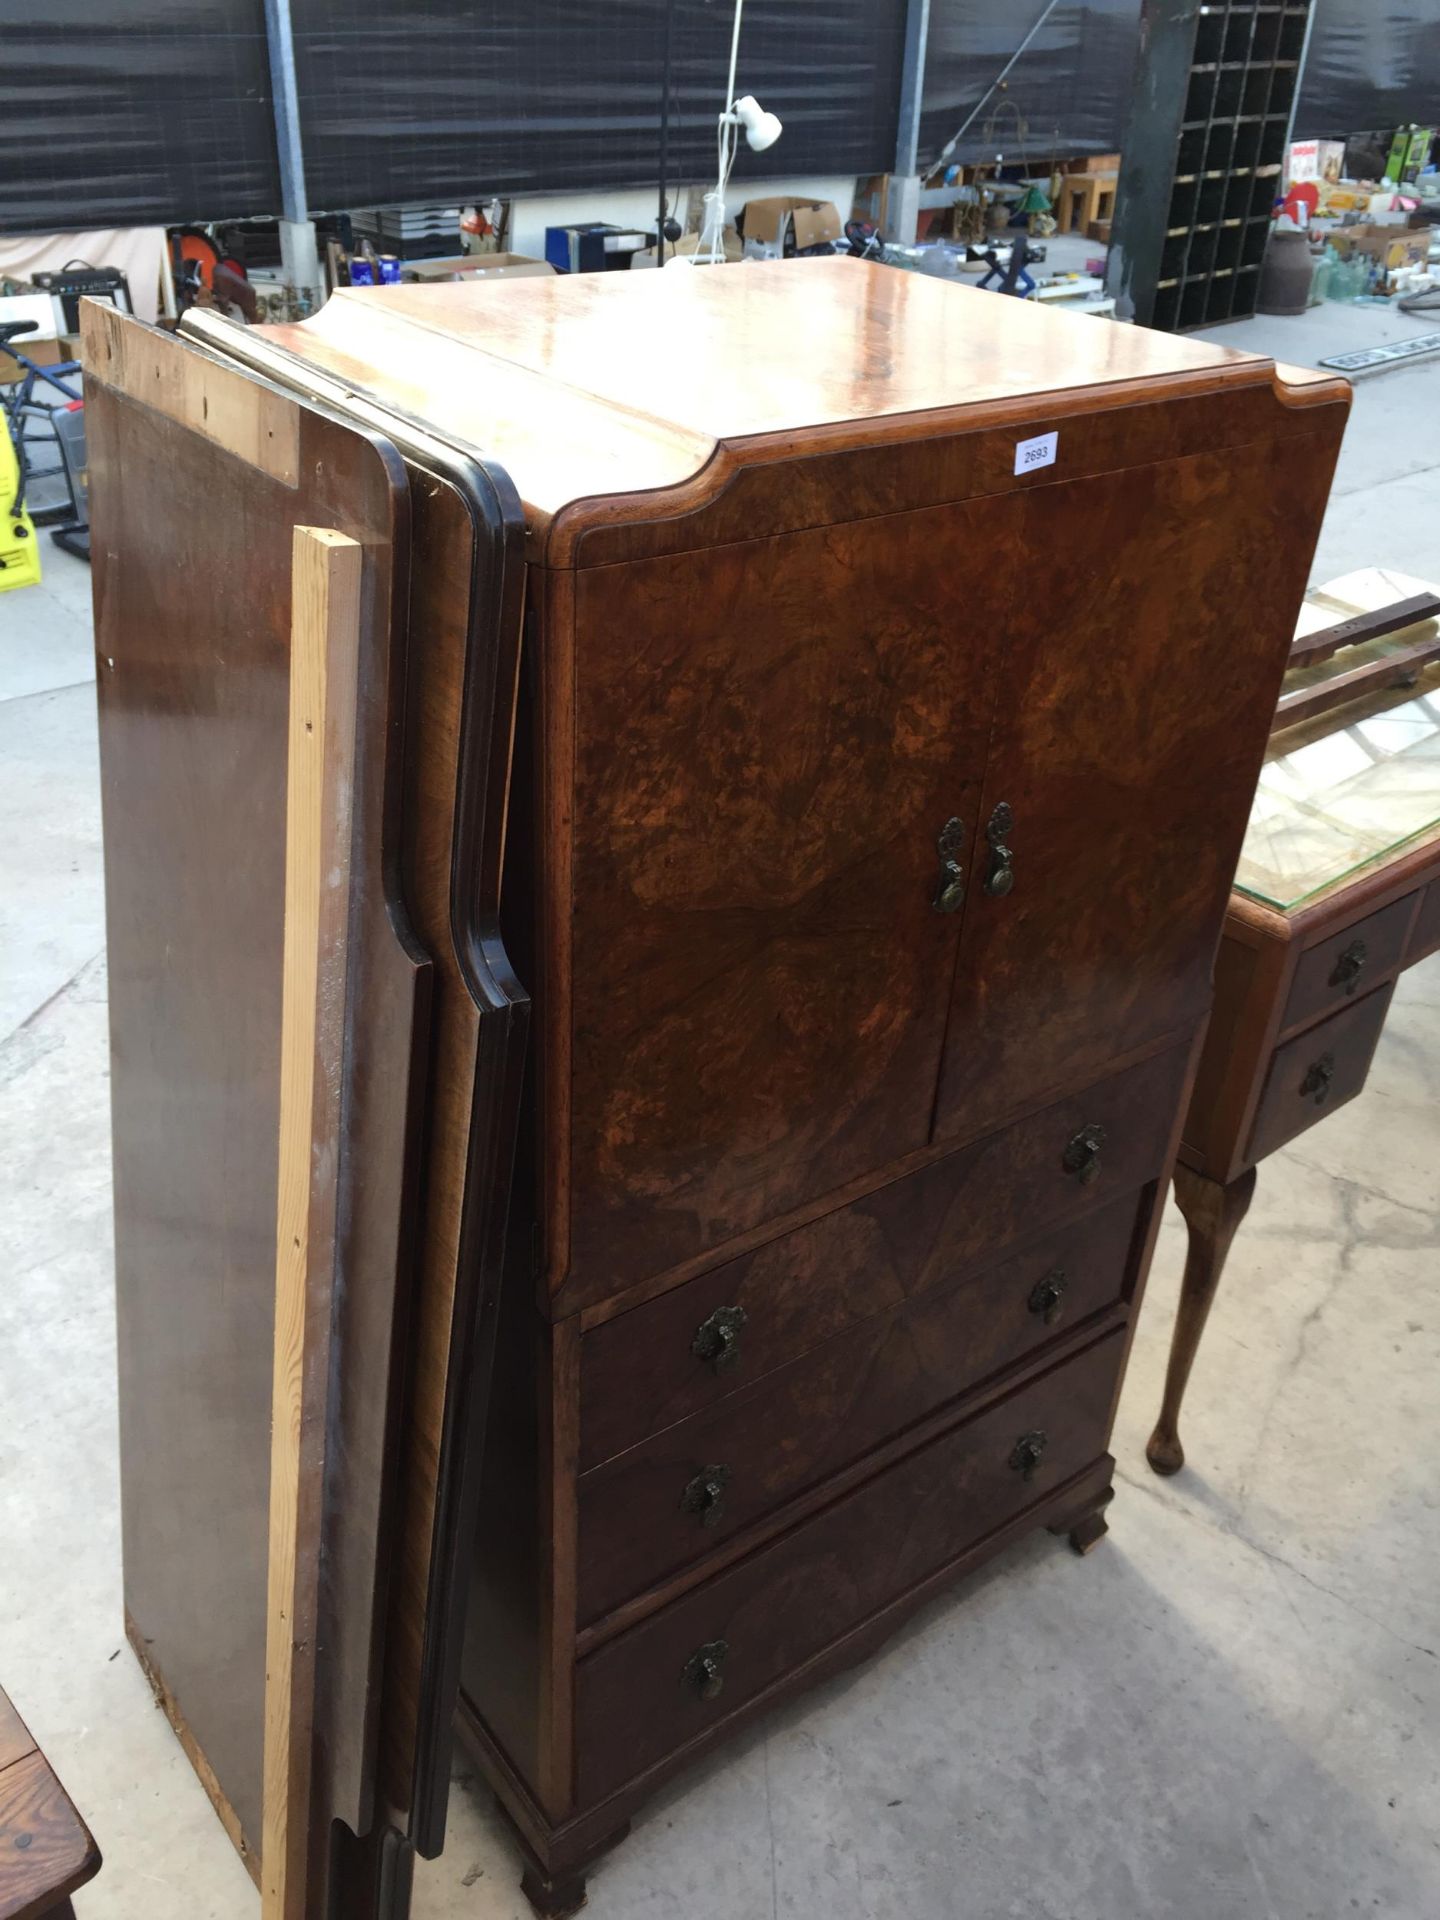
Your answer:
(1282, 896), (1414, 1034)
(1248, 983), (1394, 1163)
(577, 1194), (1140, 1623)
(580, 1043), (1186, 1471)
(575, 1326), (1124, 1805)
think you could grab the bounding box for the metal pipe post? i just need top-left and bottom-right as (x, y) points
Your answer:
(263, 0), (323, 300)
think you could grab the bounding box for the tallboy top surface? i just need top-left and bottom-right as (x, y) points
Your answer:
(260, 255), (1311, 528)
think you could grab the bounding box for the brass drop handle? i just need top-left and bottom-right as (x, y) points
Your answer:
(682, 1639), (729, 1702)
(1300, 1050), (1335, 1105)
(692, 1304), (747, 1372)
(1008, 1430), (1049, 1482)
(933, 816), (966, 914)
(983, 801), (1014, 898)
(1063, 1123), (1106, 1186)
(681, 1464), (732, 1528)
(1027, 1268), (1068, 1325)
(1329, 939), (1367, 995)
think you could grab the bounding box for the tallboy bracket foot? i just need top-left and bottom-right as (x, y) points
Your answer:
(1048, 1482), (1115, 1556)
(494, 1793), (631, 1920)
(518, 1861), (589, 1919)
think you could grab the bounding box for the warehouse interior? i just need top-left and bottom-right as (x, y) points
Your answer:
(2, 5), (1439, 1919)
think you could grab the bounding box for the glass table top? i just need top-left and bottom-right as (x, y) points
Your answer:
(1233, 568), (1440, 912)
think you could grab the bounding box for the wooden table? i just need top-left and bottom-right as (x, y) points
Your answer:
(1148, 571), (1440, 1474)
(0, 1691), (99, 1920)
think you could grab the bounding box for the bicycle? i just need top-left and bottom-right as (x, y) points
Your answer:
(0, 319), (89, 559)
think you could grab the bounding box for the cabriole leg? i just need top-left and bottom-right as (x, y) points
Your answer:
(1147, 1162), (1258, 1476)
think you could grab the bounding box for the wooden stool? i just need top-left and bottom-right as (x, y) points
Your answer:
(0, 1689), (100, 1920)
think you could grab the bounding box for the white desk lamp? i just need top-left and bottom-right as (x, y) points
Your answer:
(688, 0), (783, 266)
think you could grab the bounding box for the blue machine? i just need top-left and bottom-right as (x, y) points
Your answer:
(544, 223), (650, 273)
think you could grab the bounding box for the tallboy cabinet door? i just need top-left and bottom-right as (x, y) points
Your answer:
(563, 499), (1014, 1299)
(933, 434), (1340, 1141)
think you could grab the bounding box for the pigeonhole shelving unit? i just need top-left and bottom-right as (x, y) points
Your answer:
(1106, 0), (1314, 331)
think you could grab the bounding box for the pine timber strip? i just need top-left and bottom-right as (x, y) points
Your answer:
(262, 527), (363, 1920)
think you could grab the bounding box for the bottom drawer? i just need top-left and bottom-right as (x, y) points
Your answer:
(575, 1325), (1124, 1805)
(1247, 982), (1394, 1163)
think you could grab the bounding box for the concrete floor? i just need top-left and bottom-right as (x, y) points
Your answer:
(2, 294), (1438, 1920)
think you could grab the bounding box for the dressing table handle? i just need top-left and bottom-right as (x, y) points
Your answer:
(1329, 939), (1367, 994)
(1300, 1051), (1335, 1104)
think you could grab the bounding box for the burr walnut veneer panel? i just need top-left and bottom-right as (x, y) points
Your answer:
(563, 503), (1009, 1300)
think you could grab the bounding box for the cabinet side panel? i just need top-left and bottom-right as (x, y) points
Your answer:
(370, 476), (493, 1841)
(458, 631), (547, 1802)
(462, 625), (552, 1797)
(91, 373), (411, 1857)
(457, 1200), (546, 1797)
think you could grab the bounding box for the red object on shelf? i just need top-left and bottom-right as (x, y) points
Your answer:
(1282, 181), (1320, 227)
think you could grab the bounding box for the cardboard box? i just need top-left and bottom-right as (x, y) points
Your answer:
(1328, 223), (1431, 273)
(738, 197), (843, 258)
(1316, 181), (1416, 219)
(0, 333), (79, 386)
(1385, 125), (1435, 184)
(1288, 138), (1346, 186)
(1317, 180), (1374, 215)
(400, 251), (555, 282)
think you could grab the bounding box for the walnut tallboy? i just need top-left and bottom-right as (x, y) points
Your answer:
(87, 261), (1348, 1916)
